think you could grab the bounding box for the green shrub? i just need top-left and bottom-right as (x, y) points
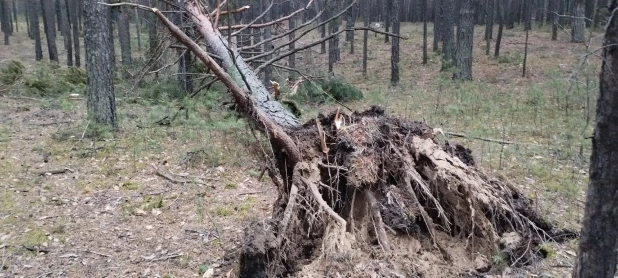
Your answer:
(22, 63), (85, 96)
(0, 60), (25, 85)
(294, 78), (363, 103)
(497, 52), (523, 65)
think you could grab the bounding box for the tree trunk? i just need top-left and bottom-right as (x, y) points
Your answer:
(571, 0), (585, 42)
(263, 0), (273, 86)
(391, 0), (400, 85)
(362, 0), (369, 75)
(506, 0), (514, 28)
(84, 0), (117, 128)
(26, 0), (31, 39)
(28, 0), (42, 60)
(441, 0), (456, 71)
(433, 0), (441, 52)
(454, 0), (474, 81)
(135, 7), (141, 51)
(11, 0), (16, 32)
(345, 0), (354, 42)
(328, 0), (341, 74)
(384, 0), (391, 43)
(495, 0), (505, 57)
(68, 0), (80, 67)
(319, 0), (326, 54)
(485, 0), (494, 55)
(572, 1), (618, 277)
(288, 0), (297, 75)
(0, 0), (9, 45)
(55, 0), (61, 33)
(348, 0), (356, 54)
(185, 0), (299, 127)
(41, 0), (58, 62)
(551, 0), (559, 40)
(522, 28), (529, 77)
(108, 6), (116, 68)
(59, 0), (72, 66)
(422, 0), (428, 64)
(117, 6), (132, 65)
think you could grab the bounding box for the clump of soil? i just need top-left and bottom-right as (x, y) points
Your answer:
(235, 106), (576, 277)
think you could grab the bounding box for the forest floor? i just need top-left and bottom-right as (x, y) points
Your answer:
(0, 20), (602, 278)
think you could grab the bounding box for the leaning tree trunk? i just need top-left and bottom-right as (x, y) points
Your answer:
(454, 0), (474, 81)
(572, 1), (618, 277)
(41, 0), (58, 62)
(185, 0), (299, 127)
(140, 1), (578, 277)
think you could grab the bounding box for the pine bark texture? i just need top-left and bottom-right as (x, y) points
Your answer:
(28, 0), (43, 60)
(572, 2), (618, 277)
(495, 0), (505, 57)
(41, 0), (58, 62)
(84, 0), (117, 127)
(422, 0), (428, 64)
(432, 0), (441, 52)
(571, 0), (585, 42)
(454, 0), (474, 80)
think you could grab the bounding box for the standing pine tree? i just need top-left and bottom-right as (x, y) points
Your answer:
(390, 0), (401, 85)
(84, 0), (116, 127)
(571, 0), (585, 42)
(40, 0), (58, 62)
(28, 0), (42, 60)
(453, 0), (474, 80)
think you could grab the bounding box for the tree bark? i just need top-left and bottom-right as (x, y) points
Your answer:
(185, 0), (299, 127)
(68, 0), (80, 67)
(362, 0), (369, 75)
(422, 0), (428, 64)
(454, 0), (474, 80)
(485, 0), (495, 55)
(41, 0), (58, 62)
(384, 0), (391, 43)
(495, 0), (505, 57)
(28, 0), (42, 60)
(59, 0), (73, 66)
(263, 0), (273, 86)
(288, 0), (297, 75)
(117, 6), (132, 65)
(0, 0), (9, 45)
(571, 0), (585, 42)
(85, 0), (117, 128)
(441, 0), (456, 71)
(391, 0), (400, 85)
(572, 2), (618, 277)
(432, 0), (441, 52)
(11, 0), (16, 32)
(551, 0), (559, 40)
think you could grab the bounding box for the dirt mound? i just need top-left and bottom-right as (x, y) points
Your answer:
(234, 106), (576, 277)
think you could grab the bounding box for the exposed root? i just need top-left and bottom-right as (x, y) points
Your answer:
(236, 106), (577, 277)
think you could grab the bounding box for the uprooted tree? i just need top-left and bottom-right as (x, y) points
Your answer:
(109, 1), (576, 276)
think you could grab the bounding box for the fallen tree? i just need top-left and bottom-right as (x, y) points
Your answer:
(108, 1), (577, 276)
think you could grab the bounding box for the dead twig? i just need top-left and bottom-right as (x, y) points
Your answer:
(22, 245), (50, 254)
(85, 249), (111, 257)
(37, 168), (74, 176)
(446, 131), (519, 145)
(365, 189), (391, 251)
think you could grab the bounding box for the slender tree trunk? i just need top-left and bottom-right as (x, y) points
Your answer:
(55, 0), (61, 33)
(506, 0), (514, 28)
(384, 0), (391, 43)
(422, 0), (428, 64)
(345, 0), (354, 42)
(263, 0), (273, 85)
(11, 0), (16, 32)
(117, 6), (132, 65)
(441, 0), (456, 71)
(486, 0), (495, 55)
(571, 0), (585, 42)
(433, 0), (441, 52)
(28, 0), (42, 60)
(59, 0), (73, 66)
(68, 0), (80, 67)
(319, 0), (326, 54)
(362, 0), (369, 75)
(0, 0), (9, 45)
(288, 0), (297, 78)
(135, 7), (141, 51)
(572, 1), (618, 277)
(454, 0), (474, 80)
(41, 0), (58, 62)
(84, 0), (117, 128)
(522, 28), (529, 77)
(348, 1), (356, 54)
(6, 0), (12, 34)
(551, 0), (559, 40)
(26, 1), (31, 38)
(495, 0), (505, 57)
(390, 0), (400, 85)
